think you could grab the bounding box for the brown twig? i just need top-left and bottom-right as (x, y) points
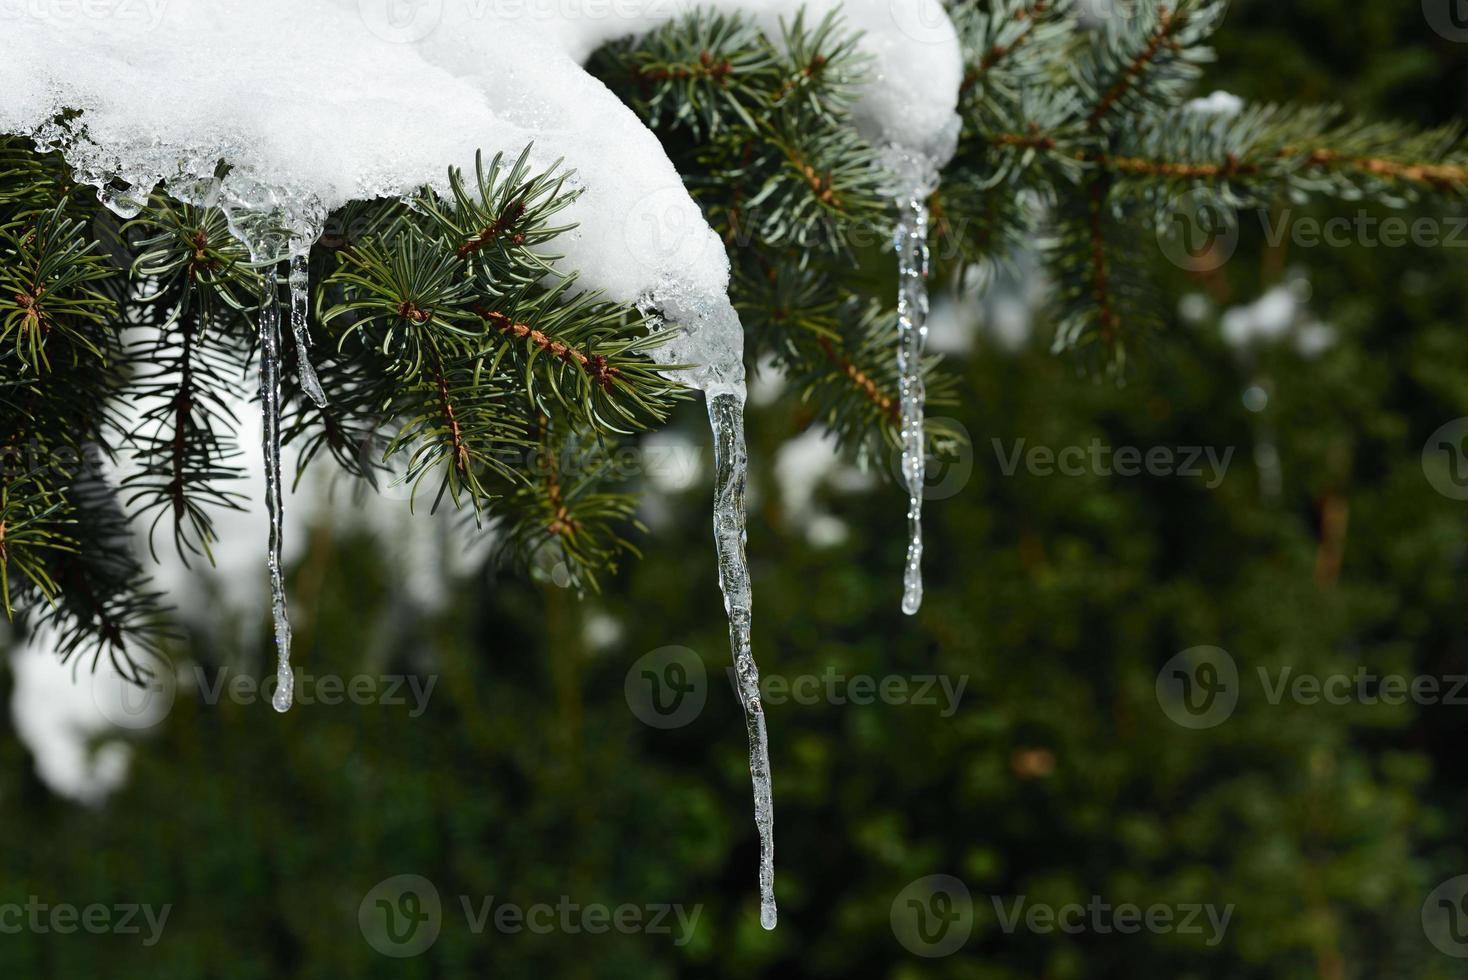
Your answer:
(456, 199), (527, 259)
(1087, 6), (1180, 130)
(818, 337), (900, 424)
(431, 355), (470, 476)
(472, 305), (621, 392)
(1297, 148), (1468, 192)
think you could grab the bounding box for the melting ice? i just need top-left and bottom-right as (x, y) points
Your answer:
(1, 0), (962, 927)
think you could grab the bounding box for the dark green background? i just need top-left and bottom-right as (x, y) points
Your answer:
(5, 2), (1468, 976)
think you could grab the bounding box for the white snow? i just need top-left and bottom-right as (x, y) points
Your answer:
(1218, 271), (1334, 355)
(1, 0), (961, 385)
(9, 644), (142, 803)
(1221, 285), (1297, 346)
(1186, 90), (1244, 116)
(772, 424), (868, 547)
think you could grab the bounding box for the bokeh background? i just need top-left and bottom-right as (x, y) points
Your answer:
(6, 1), (1468, 976)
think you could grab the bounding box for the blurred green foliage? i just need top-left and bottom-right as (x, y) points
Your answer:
(5, 2), (1468, 977)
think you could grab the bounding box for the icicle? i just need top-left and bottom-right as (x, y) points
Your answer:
(894, 195), (931, 616)
(707, 389), (777, 931)
(640, 283), (777, 929)
(216, 188), (325, 715)
(249, 245), (296, 714)
(94, 177), (155, 219)
(288, 244), (327, 408)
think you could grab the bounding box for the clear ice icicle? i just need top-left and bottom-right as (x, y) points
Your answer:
(645, 288), (778, 929)
(288, 246), (327, 408)
(219, 190), (325, 715)
(95, 179), (154, 219)
(251, 248), (295, 713)
(894, 196), (931, 616)
(707, 389), (777, 931)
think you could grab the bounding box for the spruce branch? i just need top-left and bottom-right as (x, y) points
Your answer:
(489, 419), (645, 594)
(1075, 0), (1227, 134)
(0, 202), (118, 372)
(7, 0), (1468, 671)
(594, 9), (777, 137)
(121, 200), (255, 565)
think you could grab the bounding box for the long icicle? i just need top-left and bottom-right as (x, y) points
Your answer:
(894, 196), (931, 616)
(287, 245), (327, 408)
(253, 249), (295, 713)
(707, 388), (777, 930)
